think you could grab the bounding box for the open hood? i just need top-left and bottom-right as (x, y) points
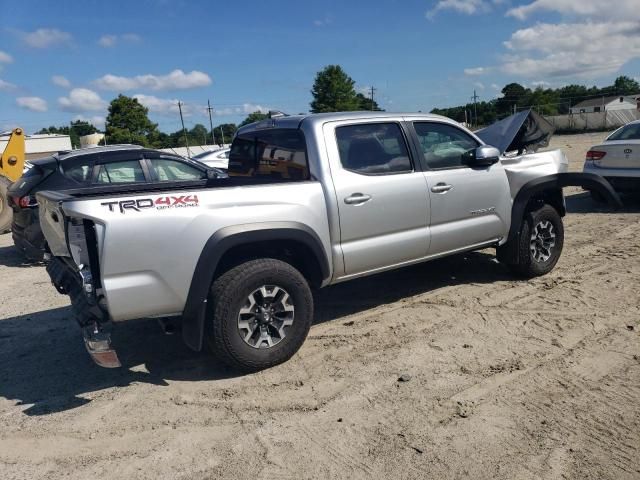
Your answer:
(475, 109), (555, 154)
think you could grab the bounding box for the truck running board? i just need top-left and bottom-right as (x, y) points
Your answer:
(83, 325), (121, 368)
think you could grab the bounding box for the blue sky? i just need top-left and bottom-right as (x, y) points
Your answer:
(1, 0), (638, 134)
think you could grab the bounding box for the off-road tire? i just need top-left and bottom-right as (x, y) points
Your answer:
(502, 204), (564, 278)
(0, 177), (13, 234)
(206, 258), (313, 372)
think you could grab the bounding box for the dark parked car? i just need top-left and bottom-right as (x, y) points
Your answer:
(9, 144), (219, 260)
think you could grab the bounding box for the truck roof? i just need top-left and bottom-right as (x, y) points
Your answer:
(237, 111), (454, 134)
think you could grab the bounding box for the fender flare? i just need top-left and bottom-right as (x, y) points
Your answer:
(181, 221), (331, 351)
(507, 172), (622, 244)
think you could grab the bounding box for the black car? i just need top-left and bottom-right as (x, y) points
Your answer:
(9, 144), (218, 260)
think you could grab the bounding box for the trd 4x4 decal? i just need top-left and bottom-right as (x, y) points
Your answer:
(101, 195), (199, 213)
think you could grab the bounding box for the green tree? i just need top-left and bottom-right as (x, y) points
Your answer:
(310, 65), (360, 113)
(105, 95), (158, 146)
(189, 123), (209, 145)
(37, 120), (98, 148)
(240, 111), (268, 127)
(213, 123), (237, 145)
(355, 92), (383, 111)
(612, 76), (640, 95)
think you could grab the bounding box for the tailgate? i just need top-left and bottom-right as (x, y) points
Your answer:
(36, 190), (74, 257)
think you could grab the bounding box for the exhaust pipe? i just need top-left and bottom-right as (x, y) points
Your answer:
(83, 324), (121, 368)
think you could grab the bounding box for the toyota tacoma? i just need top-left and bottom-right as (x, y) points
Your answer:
(37, 112), (620, 371)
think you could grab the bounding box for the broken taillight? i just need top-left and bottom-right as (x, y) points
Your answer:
(18, 195), (38, 208)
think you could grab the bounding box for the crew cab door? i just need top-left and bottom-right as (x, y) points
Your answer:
(409, 121), (510, 254)
(324, 120), (430, 276)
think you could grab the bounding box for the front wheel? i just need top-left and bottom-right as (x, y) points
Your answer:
(206, 258), (313, 372)
(501, 204), (564, 278)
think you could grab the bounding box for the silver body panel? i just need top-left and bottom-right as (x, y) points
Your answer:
(39, 112), (569, 323)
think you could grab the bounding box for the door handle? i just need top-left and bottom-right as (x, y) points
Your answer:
(344, 193), (372, 205)
(431, 183), (453, 194)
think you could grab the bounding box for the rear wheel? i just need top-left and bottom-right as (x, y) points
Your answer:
(206, 258), (313, 372)
(0, 177), (13, 234)
(501, 204), (564, 278)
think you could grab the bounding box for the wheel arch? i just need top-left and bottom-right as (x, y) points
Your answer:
(181, 221), (330, 351)
(507, 172), (621, 244)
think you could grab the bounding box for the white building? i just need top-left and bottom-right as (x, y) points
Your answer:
(570, 95), (640, 114)
(0, 131), (72, 160)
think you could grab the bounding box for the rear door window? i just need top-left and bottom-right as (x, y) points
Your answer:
(95, 160), (146, 184)
(148, 158), (206, 181)
(229, 129), (309, 181)
(335, 123), (412, 174)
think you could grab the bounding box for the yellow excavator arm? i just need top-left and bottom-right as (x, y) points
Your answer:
(1, 128), (26, 182)
(0, 127), (26, 233)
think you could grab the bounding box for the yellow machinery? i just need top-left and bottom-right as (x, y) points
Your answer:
(0, 128), (26, 232)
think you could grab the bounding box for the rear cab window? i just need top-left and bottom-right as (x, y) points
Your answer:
(229, 129), (309, 181)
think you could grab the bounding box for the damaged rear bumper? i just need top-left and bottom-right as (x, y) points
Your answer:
(46, 257), (121, 368)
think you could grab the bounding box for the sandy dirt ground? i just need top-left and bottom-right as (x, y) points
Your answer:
(1, 132), (639, 479)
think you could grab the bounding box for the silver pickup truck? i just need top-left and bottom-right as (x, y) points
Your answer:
(37, 112), (620, 371)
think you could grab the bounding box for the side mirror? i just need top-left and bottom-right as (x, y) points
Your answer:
(466, 145), (501, 167)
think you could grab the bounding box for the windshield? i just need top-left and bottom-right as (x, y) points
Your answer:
(608, 123), (640, 141)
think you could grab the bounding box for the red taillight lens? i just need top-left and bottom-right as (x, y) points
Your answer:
(586, 150), (606, 160)
(18, 195), (38, 208)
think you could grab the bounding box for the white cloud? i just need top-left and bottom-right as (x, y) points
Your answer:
(16, 96), (48, 112)
(98, 34), (117, 47)
(133, 94), (199, 116)
(51, 75), (71, 88)
(21, 28), (72, 48)
(464, 66), (489, 76)
(531, 80), (551, 88)
(313, 15), (333, 27)
(98, 33), (141, 47)
(94, 69), (212, 91)
(74, 115), (106, 129)
(0, 78), (17, 91)
(0, 51), (12, 64)
(427, 0), (489, 19)
(58, 88), (107, 112)
(473, 82), (485, 90)
(500, 21), (640, 77)
(242, 103), (268, 114)
(507, 0), (640, 21)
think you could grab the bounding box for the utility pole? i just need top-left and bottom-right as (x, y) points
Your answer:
(369, 86), (377, 111)
(178, 101), (191, 158)
(206, 99), (215, 145)
(471, 90), (479, 127)
(219, 126), (225, 146)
